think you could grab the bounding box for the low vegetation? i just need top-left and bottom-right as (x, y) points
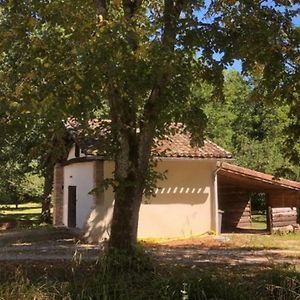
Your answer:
(0, 207), (299, 299)
(0, 250), (299, 300)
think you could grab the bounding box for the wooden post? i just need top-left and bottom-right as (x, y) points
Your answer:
(267, 205), (272, 233)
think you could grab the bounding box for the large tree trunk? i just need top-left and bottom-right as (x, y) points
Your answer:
(40, 171), (53, 224)
(108, 128), (150, 252)
(109, 184), (143, 251)
(104, 1), (182, 252)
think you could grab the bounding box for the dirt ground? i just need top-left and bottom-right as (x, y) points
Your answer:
(0, 228), (300, 268)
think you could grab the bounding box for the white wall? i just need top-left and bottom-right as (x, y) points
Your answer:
(66, 158), (219, 241)
(84, 161), (114, 242)
(138, 160), (217, 238)
(99, 160), (218, 240)
(63, 161), (95, 228)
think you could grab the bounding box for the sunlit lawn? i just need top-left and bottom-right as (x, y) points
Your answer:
(224, 233), (300, 251)
(251, 212), (267, 230)
(0, 202), (42, 223)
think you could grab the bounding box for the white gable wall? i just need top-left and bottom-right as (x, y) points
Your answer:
(61, 158), (219, 241)
(63, 161), (95, 228)
(67, 144), (87, 160)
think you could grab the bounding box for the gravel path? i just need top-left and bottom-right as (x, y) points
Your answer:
(152, 246), (300, 266)
(0, 229), (299, 266)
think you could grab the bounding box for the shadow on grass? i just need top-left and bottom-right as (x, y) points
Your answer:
(151, 246), (297, 264)
(0, 213), (40, 221)
(0, 227), (81, 246)
(0, 254), (299, 300)
(0, 213), (41, 229)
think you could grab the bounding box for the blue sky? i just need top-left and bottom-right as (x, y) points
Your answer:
(197, 1), (300, 72)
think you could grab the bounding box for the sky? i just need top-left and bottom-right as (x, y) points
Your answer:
(197, 1), (300, 72)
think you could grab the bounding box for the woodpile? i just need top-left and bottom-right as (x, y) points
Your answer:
(269, 207), (299, 234)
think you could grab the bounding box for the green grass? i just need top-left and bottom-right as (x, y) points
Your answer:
(251, 212), (267, 230)
(0, 250), (299, 300)
(0, 202), (42, 226)
(226, 232), (300, 251)
(0, 202), (41, 214)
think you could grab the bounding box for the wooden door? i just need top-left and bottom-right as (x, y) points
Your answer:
(68, 186), (77, 228)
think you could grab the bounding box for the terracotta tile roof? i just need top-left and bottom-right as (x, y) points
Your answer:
(65, 119), (232, 160)
(154, 133), (232, 159)
(220, 162), (300, 191)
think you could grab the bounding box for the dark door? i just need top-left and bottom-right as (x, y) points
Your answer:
(68, 186), (77, 227)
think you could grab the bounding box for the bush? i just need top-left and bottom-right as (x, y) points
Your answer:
(0, 172), (43, 206)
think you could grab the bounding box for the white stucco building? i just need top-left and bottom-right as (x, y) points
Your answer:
(53, 120), (233, 242)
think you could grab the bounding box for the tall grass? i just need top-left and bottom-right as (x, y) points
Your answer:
(0, 267), (70, 300)
(0, 249), (299, 300)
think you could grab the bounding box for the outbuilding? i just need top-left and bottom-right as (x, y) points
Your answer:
(218, 163), (300, 232)
(52, 120), (300, 241)
(53, 121), (233, 242)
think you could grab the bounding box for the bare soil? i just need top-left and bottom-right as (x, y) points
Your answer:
(0, 228), (300, 268)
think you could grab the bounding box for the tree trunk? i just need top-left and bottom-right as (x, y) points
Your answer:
(40, 171), (53, 224)
(109, 180), (143, 252)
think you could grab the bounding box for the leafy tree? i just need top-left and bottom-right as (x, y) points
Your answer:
(204, 71), (300, 180)
(0, 93), (72, 221)
(202, 71), (251, 151)
(0, 1), (299, 252)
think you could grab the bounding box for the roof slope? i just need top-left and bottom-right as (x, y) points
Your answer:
(219, 162), (300, 191)
(65, 119), (232, 160)
(155, 133), (232, 159)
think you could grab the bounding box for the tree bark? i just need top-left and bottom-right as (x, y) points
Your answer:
(107, 0), (184, 252)
(109, 183), (143, 251)
(108, 125), (146, 251)
(40, 170), (53, 224)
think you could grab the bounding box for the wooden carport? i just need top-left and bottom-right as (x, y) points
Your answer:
(218, 163), (300, 232)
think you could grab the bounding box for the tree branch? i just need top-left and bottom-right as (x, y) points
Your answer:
(162, 0), (185, 47)
(137, 1), (186, 175)
(122, 0), (143, 20)
(94, 0), (109, 18)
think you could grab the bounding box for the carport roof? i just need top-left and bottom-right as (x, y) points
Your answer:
(218, 163), (300, 192)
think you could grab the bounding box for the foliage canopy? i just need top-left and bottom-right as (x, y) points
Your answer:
(0, 0), (299, 250)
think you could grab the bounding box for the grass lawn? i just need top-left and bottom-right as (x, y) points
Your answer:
(224, 232), (300, 251)
(0, 249), (299, 300)
(0, 228), (300, 299)
(0, 202), (41, 214)
(251, 211), (267, 230)
(0, 207), (299, 299)
(0, 202), (42, 226)
(147, 231), (300, 252)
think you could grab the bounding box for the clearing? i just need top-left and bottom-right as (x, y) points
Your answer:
(0, 227), (299, 268)
(0, 202), (42, 229)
